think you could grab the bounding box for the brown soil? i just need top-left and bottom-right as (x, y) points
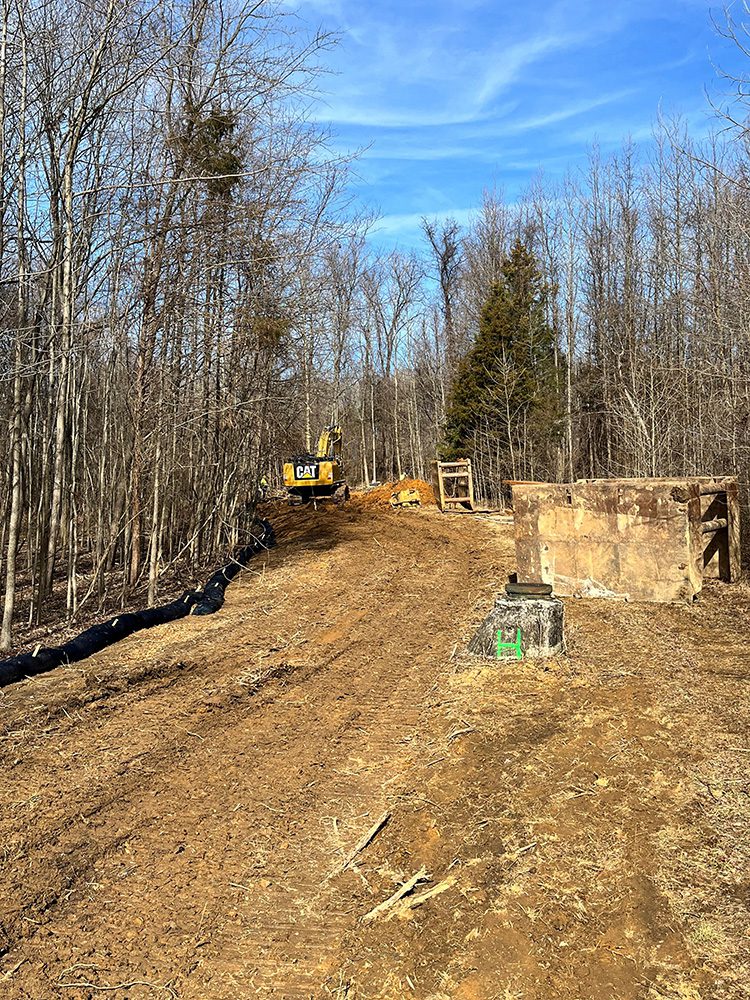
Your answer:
(350, 478), (437, 509)
(0, 506), (749, 999)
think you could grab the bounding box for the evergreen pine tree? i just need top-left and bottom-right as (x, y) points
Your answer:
(442, 239), (559, 468)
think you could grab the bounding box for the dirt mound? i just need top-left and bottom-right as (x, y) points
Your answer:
(351, 477), (436, 509)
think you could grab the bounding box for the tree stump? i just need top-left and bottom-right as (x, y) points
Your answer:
(468, 594), (565, 661)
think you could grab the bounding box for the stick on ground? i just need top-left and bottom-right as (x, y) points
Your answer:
(361, 866), (429, 923)
(392, 875), (457, 919)
(337, 810), (390, 873)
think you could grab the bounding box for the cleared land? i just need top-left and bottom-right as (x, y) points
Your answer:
(0, 501), (749, 999)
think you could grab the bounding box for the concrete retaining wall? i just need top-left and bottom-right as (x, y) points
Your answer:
(512, 477), (740, 603)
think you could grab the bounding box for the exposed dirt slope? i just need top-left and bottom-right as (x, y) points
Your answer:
(0, 505), (748, 999)
(349, 478), (437, 509)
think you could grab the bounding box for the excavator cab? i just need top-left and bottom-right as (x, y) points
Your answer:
(283, 425), (350, 504)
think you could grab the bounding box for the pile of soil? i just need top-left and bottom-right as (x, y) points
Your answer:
(351, 477), (436, 509)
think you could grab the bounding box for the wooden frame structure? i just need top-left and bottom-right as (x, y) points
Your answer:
(433, 460), (475, 513)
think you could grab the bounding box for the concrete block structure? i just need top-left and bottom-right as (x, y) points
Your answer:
(512, 477), (741, 603)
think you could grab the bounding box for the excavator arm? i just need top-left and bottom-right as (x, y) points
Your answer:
(315, 425), (342, 460)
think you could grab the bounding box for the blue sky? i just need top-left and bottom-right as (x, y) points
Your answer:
(293, 0), (745, 249)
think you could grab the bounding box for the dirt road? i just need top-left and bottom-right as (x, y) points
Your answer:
(1, 504), (749, 999)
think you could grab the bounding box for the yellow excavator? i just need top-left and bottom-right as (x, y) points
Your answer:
(283, 425), (350, 505)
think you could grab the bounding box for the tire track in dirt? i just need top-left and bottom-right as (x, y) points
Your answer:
(0, 511), (370, 941)
(0, 506), (489, 998)
(165, 512), (474, 998)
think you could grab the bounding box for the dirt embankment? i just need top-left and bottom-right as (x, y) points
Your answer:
(349, 477), (437, 509)
(0, 503), (749, 999)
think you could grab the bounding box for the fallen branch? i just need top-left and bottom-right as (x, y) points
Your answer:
(361, 867), (429, 923)
(1, 958), (27, 981)
(336, 811), (390, 873)
(447, 725), (475, 741)
(505, 842), (537, 866)
(392, 875), (457, 919)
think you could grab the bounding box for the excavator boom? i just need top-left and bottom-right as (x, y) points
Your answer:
(315, 425), (342, 460)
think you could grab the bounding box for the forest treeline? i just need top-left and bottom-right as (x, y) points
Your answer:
(1, 0), (749, 648)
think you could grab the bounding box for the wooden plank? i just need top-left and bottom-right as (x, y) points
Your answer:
(701, 518), (728, 534)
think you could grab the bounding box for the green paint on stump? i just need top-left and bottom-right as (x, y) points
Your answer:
(497, 627), (523, 660)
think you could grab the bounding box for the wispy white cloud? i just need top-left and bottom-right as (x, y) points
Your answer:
(311, 103), (490, 129)
(498, 90), (636, 134)
(330, 90), (633, 163)
(306, 1), (610, 130)
(475, 31), (584, 108)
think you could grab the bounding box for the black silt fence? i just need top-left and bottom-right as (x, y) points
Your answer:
(0, 519), (275, 689)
